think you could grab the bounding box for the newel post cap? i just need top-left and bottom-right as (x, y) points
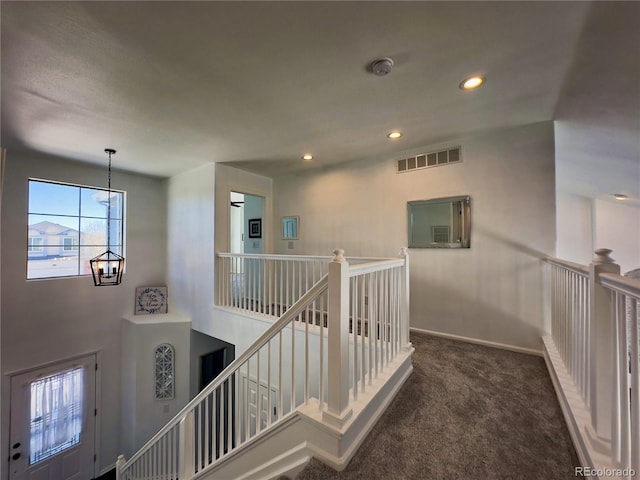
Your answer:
(593, 248), (616, 265)
(116, 454), (126, 478)
(332, 248), (346, 262)
(399, 247), (409, 258)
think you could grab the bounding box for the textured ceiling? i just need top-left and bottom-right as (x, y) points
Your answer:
(1, 1), (594, 178)
(2, 0), (636, 189)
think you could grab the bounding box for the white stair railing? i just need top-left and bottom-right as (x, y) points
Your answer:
(117, 274), (330, 480)
(602, 271), (640, 473)
(118, 248), (411, 479)
(545, 249), (640, 477)
(348, 250), (412, 402)
(546, 257), (591, 407)
(216, 252), (392, 317)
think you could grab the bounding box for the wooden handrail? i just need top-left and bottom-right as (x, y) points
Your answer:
(349, 259), (405, 277)
(544, 256), (589, 277)
(600, 272), (640, 299)
(217, 252), (393, 262)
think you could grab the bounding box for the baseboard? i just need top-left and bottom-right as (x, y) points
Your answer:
(308, 353), (415, 471)
(542, 336), (616, 478)
(188, 350), (414, 480)
(542, 336), (593, 469)
(98, 463), (116, 477)
(235, 442), (311, 480)
(410, 327), (543, 356)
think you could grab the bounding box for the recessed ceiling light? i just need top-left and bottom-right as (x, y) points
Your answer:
(302, 154), (313, 161)
(459, 76), (485, 90)
(613, 193), (629, 200)
(387, 131), (403, 140)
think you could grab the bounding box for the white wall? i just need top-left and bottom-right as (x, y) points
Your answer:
(593, 198), (640, 273)
(271, 122), (556, 351)
(166, 163), (273, 354)
(555, 191), (593, 265)
(554, 3), (640, 272)
(121, 314), (191, 457)
(555, 191), (640, 272)
(1, 149), (167, 476)
(167, 163), (216, 328)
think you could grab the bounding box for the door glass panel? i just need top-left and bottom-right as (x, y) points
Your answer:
(30, 367), (84, 465)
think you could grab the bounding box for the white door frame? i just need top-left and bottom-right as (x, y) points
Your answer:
(8, 352), (101, 479)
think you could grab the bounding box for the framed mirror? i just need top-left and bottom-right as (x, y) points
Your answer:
(282, 216), (299, 240)
(407, 195), (470, 248)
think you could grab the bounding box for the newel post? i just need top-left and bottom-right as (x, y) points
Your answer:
(323, 248), (353, 428)
(399, 247), (412, 351)
(115, 454), (125, 480)
(178, 409), (195, 479)
(588, 248), (620, 451)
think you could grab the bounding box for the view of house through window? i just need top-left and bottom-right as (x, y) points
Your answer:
(27, 179), (125, 279)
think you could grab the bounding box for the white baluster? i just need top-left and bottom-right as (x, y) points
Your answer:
(267, 341), (272, 426)
(257, 349), (262, 434)
(630, 297), (639, 471)
(399, 248), (411, 351)
(613, 292), (630, 467)
(204, 394), (209, 468)
(352, 276), (358, 400)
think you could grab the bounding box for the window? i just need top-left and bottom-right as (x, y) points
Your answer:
(63, 237), (79, 251)
(27, 179), (125, 279)
(30, 367), (84, 464)
(28, 237), (44, 252)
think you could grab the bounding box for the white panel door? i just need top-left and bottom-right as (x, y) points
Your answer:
(241, 375), (278, 439)
(9, 355), (97, 480)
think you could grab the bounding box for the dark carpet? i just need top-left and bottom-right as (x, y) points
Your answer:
(295, 331), (581, 480)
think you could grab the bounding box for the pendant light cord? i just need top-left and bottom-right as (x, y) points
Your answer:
(107, 150), (112, 249)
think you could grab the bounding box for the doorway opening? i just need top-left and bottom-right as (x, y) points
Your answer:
(230, 192), (265, 305)
(229, 191), (264, 255)
(198, 347), (235, 459)
(199, 347), (227, 391)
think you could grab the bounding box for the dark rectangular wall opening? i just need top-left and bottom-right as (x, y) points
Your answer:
(200, 347), (227, 391)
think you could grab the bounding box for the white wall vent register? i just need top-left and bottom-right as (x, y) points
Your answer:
(396, 146), (462, 173)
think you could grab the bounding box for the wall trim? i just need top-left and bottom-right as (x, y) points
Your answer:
(192, 350), (414, 480)
(542, 336), (615, 476)
(99, 463), (116, 477)
(306, 355), (414, 471)
(235, 443), (310, 480)
(410, 327), (543, 356)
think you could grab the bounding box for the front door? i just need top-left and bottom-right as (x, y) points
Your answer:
(9, 355), (97, 480)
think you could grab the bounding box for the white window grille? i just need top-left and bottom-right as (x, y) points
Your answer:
(155, 344), (175, 400)
(27, 179), (125, 279)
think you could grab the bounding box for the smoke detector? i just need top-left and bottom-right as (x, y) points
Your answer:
(371, 57), (394, 76)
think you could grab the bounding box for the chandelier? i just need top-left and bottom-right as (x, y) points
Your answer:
(90, 148), (125, 286)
